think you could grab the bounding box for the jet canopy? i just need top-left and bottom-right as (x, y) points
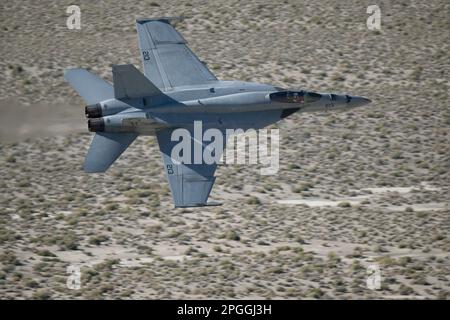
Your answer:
(270, 90), (321, 104)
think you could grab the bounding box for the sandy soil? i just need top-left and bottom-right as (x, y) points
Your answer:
(0, 0), (449, 299)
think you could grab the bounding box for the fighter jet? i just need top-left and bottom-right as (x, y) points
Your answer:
(64, 17), (371, 208)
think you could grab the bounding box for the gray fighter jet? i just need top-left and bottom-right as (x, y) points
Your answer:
(65, 17), (371, 208)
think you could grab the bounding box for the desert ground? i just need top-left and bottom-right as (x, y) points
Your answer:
(0, 0), (449, 299)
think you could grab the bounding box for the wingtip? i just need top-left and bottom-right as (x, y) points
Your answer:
(63, 68), (75, 79)
(136, 16), (185, 24)
(63, 67), (86, 80)
(63, 69), (78, 82)
(83, 165), (106, 174)
(83, 158), (108, 173)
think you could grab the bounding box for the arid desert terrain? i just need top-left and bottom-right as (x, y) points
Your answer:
(0, 0), (449, 299)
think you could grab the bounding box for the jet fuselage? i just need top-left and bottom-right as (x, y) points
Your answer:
(86, 80), (371, 134)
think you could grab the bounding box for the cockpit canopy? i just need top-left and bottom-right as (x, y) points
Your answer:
(270, 91), (321, 104)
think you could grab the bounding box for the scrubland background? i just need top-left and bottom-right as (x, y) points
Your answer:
(0, 0), (448, 299)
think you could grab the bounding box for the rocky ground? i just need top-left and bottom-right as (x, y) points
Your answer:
(0, 0), (449, 299)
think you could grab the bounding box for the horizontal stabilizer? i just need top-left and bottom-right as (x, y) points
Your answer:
(64, 68), (113, 105)
(112, 64), (163, 99)
(84, 132), (137, 173)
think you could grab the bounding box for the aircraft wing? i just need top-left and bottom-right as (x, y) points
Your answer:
(136, 18), (217, 91)
(156, 127), (225, 207)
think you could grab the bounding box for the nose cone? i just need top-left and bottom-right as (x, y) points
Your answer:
(349, 96), (372, 107)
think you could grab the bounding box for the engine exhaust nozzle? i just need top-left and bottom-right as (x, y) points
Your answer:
(87, 118), (105, 132)
(85, 103), (102, 118)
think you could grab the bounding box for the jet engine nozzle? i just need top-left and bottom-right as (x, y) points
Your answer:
(87, 118), (105, 132)
(85, 103), (102, 118)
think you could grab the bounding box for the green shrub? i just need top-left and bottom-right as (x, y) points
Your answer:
(32, 289), (51, 300)
(307, 288), (324, 299)
(293, 182), (313, 193)
(338, 202), (351, 208)
(88, 235), (109, 246)
(246, 196), (261, 205)
(225, 230), (240, 241)
(59, 233), (79, 250)
(36, 249), (56, 257)
(399, 284), (415, 295)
